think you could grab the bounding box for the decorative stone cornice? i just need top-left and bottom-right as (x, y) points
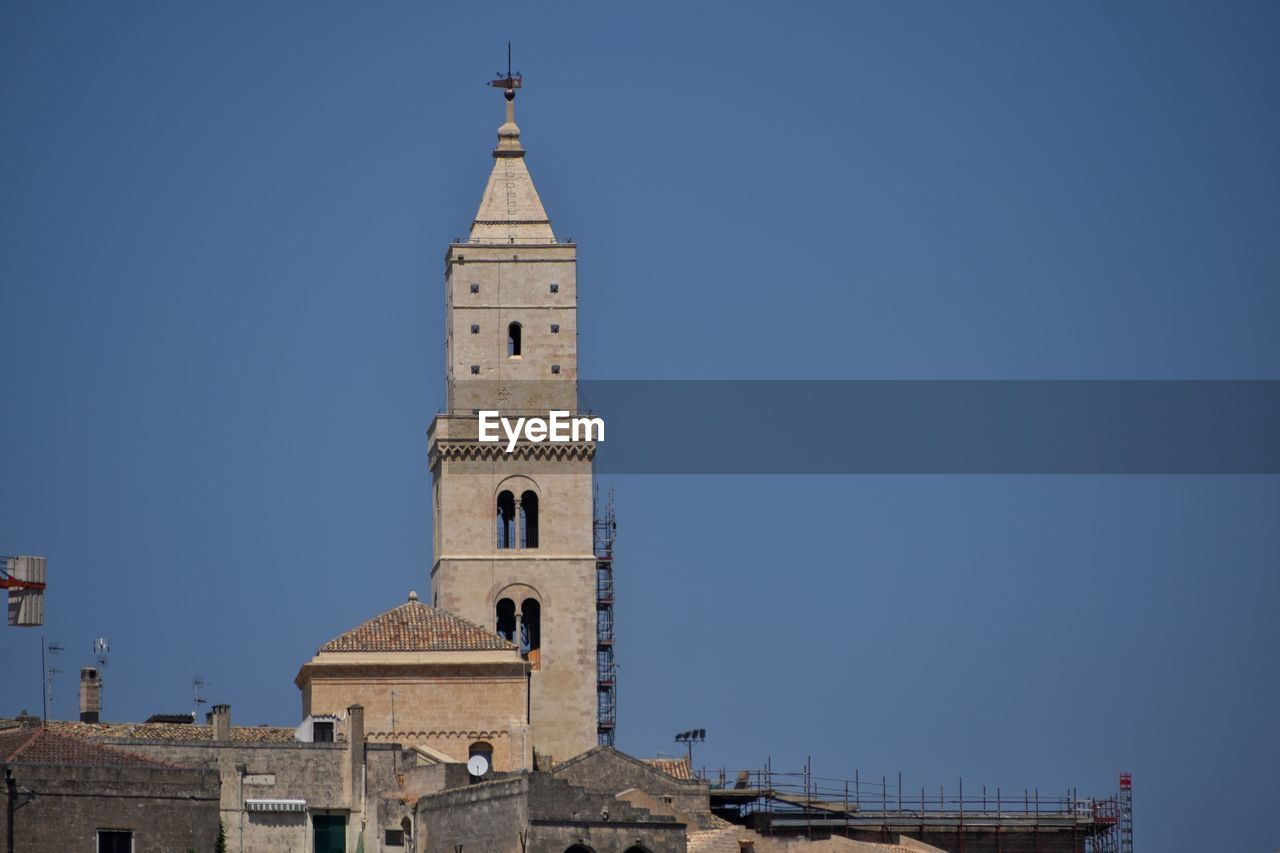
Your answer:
(429, 440), (596, 467)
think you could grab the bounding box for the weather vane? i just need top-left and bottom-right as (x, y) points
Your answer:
(488, 41), (522, 100)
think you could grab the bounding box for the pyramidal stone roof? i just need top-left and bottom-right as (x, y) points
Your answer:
(468, 96), (556, 244)
(319, 594), (515, 653)
(0, 725), (173, 767)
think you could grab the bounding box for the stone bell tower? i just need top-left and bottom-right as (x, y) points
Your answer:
(427, 74), (598, 763)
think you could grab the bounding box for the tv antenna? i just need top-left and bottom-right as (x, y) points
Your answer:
(43, 639), (63, 721)
(90, 638), (110, 717)
(488, 41), (522, 99)
(193, 676), (211, 718)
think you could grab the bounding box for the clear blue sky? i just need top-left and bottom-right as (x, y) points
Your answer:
(2, 3), (1277, 850)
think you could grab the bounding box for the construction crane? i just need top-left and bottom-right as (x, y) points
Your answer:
(2, 555), (47, 626)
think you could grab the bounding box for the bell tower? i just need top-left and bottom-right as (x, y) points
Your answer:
(427, 67), (598, 763)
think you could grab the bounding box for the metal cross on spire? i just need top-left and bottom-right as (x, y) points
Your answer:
(488, 41), (522, 100)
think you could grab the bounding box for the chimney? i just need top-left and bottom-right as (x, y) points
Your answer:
(211, 704), (231, 741)
(79, 667), (101, 723)
(347, 704), (364, 806)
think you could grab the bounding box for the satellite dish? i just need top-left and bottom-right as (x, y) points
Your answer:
(467, 754), (490, 778)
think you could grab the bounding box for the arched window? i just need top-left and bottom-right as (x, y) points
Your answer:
(496, 598), (516, 643)
(507, 322), (522, 357)
(520, 491), (538, 548)
(496, 491), (516, 549)
(564, 846), (595, 853)
(520, 598), (541, 653)
(468, 741), (494, 780)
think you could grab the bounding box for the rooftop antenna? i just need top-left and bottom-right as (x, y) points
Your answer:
(43, 638), (63, 721)
(93, 637), (109, 717)
(193, 676), (211, 718)
(488, 40), (522, 100)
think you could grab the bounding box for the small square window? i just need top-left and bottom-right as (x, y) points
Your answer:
(549, 283), (559, 293)
(470, 324), (480, 334)
(312, 721), (334, 743)
(551, 364), (561, 375)
(384, 829), (405, 847)
(98, 830), (133, 853)
(469, 283), (480, 294)
(550, 324), (560, 334)
(470, 365), (481, 375)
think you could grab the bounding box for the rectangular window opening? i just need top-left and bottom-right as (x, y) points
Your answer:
(97, 830), (133, 853)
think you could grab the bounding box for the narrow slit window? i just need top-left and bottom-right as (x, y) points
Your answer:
(508, 322), (522, 357)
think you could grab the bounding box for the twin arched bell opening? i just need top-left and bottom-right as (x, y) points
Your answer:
(496, 490), (538, 549)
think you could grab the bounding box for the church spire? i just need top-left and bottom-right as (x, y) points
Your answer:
(470, 46), (555, 244)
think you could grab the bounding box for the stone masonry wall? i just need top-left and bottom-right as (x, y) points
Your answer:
(2, 763), (219, 853)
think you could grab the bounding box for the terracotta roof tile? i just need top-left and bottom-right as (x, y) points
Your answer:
(319, 601), (514, 653)
(641, 756), (694, 780)
(47, 720), (297, 743)
(0, 726), (173, 767)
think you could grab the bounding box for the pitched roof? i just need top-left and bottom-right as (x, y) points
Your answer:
(468, 101), (556, 244)
(552, 746), (701, 786)
(0, 726), (172, 767)
(319, 599), (515, 653)
(46, 720), (298, 743)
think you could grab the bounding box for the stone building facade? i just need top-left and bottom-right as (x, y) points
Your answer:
(46, 705), (400, 853)
(0, 724), (219, 853)
(296, 592), (533, 770)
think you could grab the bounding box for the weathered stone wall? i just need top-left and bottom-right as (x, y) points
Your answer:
(431, 243), (601, 766)
(527, 821), (687, 853)
(526, 773), (686, 852)
(419, 771), (686, 853)
(444, 244), (580, 410)
(421, 776), (531, 853)
(553, 748), (712, 829)
(300, 661), (532, 770)
(2, 763), (219, 853)
(96, 737), (399, 853)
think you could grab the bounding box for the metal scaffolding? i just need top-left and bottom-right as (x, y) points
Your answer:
(594, 488), (617, 746)
(695, 760), (1133, 853)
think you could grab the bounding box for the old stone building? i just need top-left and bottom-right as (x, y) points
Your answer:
(295, 591), (533, 771)
(0, 77), (1121, 853)
(0, 722), (219, 853)
(46, 704), (402, 853)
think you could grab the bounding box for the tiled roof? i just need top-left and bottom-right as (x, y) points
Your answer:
(319, 600), (515, 653)
(0, 726), (172, 767)
(642, 756), (694, 781)
(46, 720), (298, 743)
